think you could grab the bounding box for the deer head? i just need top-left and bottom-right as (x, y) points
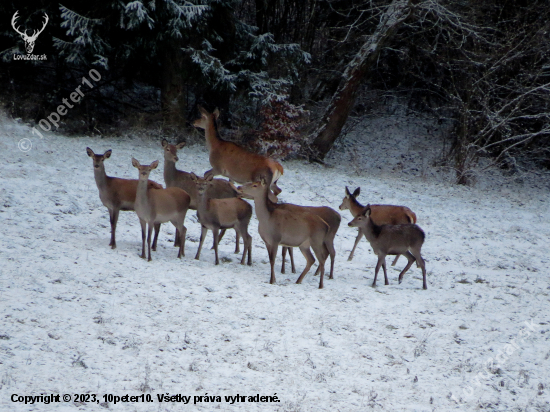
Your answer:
(12, 11), (49, 54)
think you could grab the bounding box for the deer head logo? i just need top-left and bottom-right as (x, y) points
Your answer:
(11, 11), (49, 54)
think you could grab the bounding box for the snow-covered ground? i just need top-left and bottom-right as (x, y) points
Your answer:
(1, 110), (549, 412)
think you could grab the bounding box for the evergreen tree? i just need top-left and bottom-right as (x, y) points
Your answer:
(54, 0), (310, 124)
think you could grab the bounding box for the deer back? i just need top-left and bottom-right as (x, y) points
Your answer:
(369, 204), (417, 225)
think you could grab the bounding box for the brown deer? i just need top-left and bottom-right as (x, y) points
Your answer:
(238, 180), (330, 289)
(192, 174), (253, 265)
(278, 205), (340, 279)
(348, 206), (427, 289)
(340, 186), (417, 264)
(193, 106), (283, 202)
(132, 158), (190, 261)
(161, 139), (240, 251)
(86, 147), (163, 250)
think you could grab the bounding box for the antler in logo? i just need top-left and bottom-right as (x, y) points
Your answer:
(11, 11), (49, 54)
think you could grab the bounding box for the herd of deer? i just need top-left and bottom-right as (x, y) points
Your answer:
(86, 106), (428, 289)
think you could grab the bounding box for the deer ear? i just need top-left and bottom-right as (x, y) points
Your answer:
(260, 178), (266, 186)
(131, 158), (140, 168)
(345, 186), (351, 198)
(364, 205), (371, 217)
(104, 149), (112, 159)
(213, 108), (220, 120)
(353, 187), (360, 197)
(206, 174), (214, 182)
(176, 141), (186, 150)
(198, 105), (208, 116)
(161, 139), (168, 148)
(86, 147), (94, 157)
(150, 160), (159, 169)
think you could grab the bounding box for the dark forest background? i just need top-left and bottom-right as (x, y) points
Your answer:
(1, 0), (549, 184)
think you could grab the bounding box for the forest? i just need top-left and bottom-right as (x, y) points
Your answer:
(1, 0), (549, 183)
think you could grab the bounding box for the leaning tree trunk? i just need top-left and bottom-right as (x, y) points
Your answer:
(310, 0), (412, 159)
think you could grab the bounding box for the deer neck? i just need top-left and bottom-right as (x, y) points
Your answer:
(93, 164), (108, 189)
(349, 197), (365, 217)
(135, 178), (150, 207)
(251, 187), (274, 223)
(163, 158), (178, 184)
(364, 218), (382, 242)
(197, 190), (210, 212)
(204, 122), (222, 152)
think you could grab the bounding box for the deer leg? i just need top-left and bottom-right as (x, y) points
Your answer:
(180, 225), (187, 256)
(296, 246), (315, 285)
(152, 223), (160, 251)
(326, 238), (336, 280)
(348, 229), (363, 261)
(313, 246), (322, 276)
(410, 249), (427, 289)
(289, 247), (296, 273)
(109, 208), (119, 249)
(213, 227), (220, 265)
(108, 209), (114, 247)
(212, 228), (225, 250)
(246, 232), (252, 266)
(195, 225), (208, 260)
(139, 219), (147, 259)
(281, 247), (287, 274)
(382, 258), (389, 285)
(313, 243), (328, 289)
(234, 230), (240, 254)
(373, 256), (384, 287)
(391, 254), (400, 266)
(267, 243), (278, 284)
(397, 252), (416, 285)
(147, 223), (153, 261)
(238, 228), (252, 265)
(235, 228), (244, 265)
(174, 229), (180, 247)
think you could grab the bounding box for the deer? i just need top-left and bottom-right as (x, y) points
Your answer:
(86, 147), (163, 250)
(193, 106), (283, 202)
(191, 174), (253, 265)
(237, 179), (330, 289)
(131, 158), (190, 261)
(161, 139), (241, 252)
(348, 205), (427, 289)
(11, 11), (49, 54)
(340, 186), (417, 265)
(278, 205), (340, 280)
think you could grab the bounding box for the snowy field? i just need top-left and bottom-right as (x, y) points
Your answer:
(1, 110), (549, 412)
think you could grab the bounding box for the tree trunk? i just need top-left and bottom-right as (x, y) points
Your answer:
(160, 39), (186, 126)
(310, 0), (412, 159)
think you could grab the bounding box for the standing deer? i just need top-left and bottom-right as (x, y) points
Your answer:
(278, 205), (340, 279)
(348, 206), (427, 289)
(86, 147), (162, 250)
(193, 106), (283, 202)
(238, 180), (330, 289)
(192, 174), (253, 266)
(132, 158), (190, 261)
(340, 186), (417, 264)
(161, 139), (240, 251)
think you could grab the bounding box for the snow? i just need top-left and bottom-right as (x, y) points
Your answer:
(0, 110), (549, 411)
